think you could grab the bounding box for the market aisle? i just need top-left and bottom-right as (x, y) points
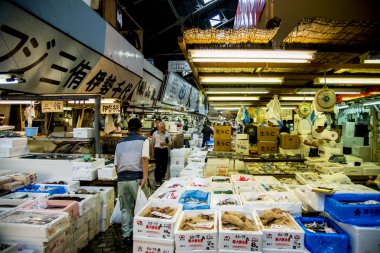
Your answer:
(80, 224), (132, 253)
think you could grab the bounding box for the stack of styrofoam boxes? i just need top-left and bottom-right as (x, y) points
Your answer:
(0, 171), (37, 191)
(150, 178), (188, 203)
(0, 137), (29, 158)
(179, 163), (205, 178)
(174, 209), (218, 253)
(352, 145), (372, 162)
(323, 194), (380, 253)
(0, 199), (31, 216)
(133, 200), (182, 253)
(170, 148), (193, 178)
(97, 164), (117, 180)
(71, 158), (105, 181)
(77, 186), (115, 233)
(219, 209), (263, 253)
(37, 180), (80, 192)
(257, 210), (306, 253)
(315, 162), (345, 174)
(342, 122), (365, 155)
(0, 242), (18, 253)
(73, 128), (94, 138)
(0, 210), (70, 253)
(210, 176), (234, 195)
(342, 155), (364, 175)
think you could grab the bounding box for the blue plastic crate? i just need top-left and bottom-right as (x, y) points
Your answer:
(324, 194), (380, 226)
(180, 190), (210, 210)
(15, 184), (67, 195)
(295, 216), (349, 253)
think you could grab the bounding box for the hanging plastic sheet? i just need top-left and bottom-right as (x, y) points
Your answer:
(234, 0), (266, 29)
(265, 95), (282, 125)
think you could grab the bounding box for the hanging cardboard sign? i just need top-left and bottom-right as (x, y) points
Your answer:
(101, 103), (121, 114)
(41, 101), (64, 113)
(214, 126), (232, 139)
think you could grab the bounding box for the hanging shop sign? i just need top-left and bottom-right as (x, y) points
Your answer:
(100, 103), (121, 114)
(168, 60), (191, 73)
(130, 71), (162, 107)
(0, 1), (142, 98)
(41, 101), (64, 113)
(161, 72), (199, 111)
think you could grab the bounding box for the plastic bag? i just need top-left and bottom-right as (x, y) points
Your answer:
(110, 198), (122, 224)
(134, 186), (148, 215)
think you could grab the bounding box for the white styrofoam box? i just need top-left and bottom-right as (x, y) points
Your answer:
(234, 182), (264, 194)
(234, 160), (246, 171)
(190, 177), (210, 187)
(231, 174), (255, 186)
(133, 236), (175, 253)
(170, 148), (192, 158)
(188, 156), (206, 164)
(279, 147), (301, 156)
(288, 185), (316, 213)
(253, 176), (280, 184)
(0, 199), (30, 213)
(320, 173), (353, 185)
(318, 146), (342, 159)
(218, 209), (263, 252)
(72, 158), (105, 170)
(176, 251), (217, 253)
(134, 200), (182, 239)
(325, 213), (380, 253)
(211, 182), (233, 191)
(334, 184), (379, 194)
(149, 187), (183, 202)
(169, 165), (184, 178)
(296, 184), (326, 211)
(101, 203), (114, 220)
(74, 232), (89, 251)
(207, 158), (230, 165)
(0, 243), (18, 253)
(37, 180), (80, 192)
(352, 145), (371, 156)
(342, 122), (355, 137)
(97, 167), (116, 180)
(345, 155), (363, 164)
(262, 249), (309, 253)
(179, 168), (203, 177)
(0, 192), (49, 200)
(73, 222), (88, 241)
(0, 211), (69, 240)
(77, 186), (114, 206)
(343, 136), (364, 147)
(211, 194), (242, 209)
(0, 137), (27, 148)
(50, 193), (98, 217)
(171, 156), (185, 166)
(174, 209), (218, 251)
(3, 229), (66, 253)
(185, 163), (206, 170)
(260, 183), (288, 193)
(161, 178), (188, 189)
(240, 192), (274, 209)
(72, 167), (97, 181)
(316, 162), (345, 174)
(295, 172), (326, 185)
(343, 164), (363, 175)
(362, 163), (380, 175)
(0, 146), (29, 158)
(100, 218), (110, 232)
(257, 210), (305, 250)
(73, 128), (94, 138)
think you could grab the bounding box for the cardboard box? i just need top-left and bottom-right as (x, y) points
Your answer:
(280, 134), (300, 149)
(73, 128), (94, 138)
(214, 138), (231, 151)
(214, 126), (232, 139)
(258, 141), (277, 155)
(257, 127), (279, 141)
(133, 236), (175, 253)
(236, 134), (248, 140)
(236, 139), (249, 155)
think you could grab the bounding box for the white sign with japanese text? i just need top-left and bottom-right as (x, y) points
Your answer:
(168, 60), (191, 72)
(0, 1), (141, 99)
(130, 70), (162, 107)
(41, 101), (64, 113)
(100, 103), (121, 114)
(161, 72), (199, 111)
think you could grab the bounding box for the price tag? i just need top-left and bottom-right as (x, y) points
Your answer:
(151, 211), (172, 219)
(41, 101), (64, 113)
(101, 103), (121, 114)
(194, 222), (214, 229)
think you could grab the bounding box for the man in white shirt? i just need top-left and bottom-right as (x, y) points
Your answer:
(114, 118), (150, 245)
(152, 122), (171, 186)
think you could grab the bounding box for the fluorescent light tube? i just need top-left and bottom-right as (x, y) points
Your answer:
(280, 96), (314, 101)
(205, 88), (269, 94)
(0, 100), (34, 104)
(213, 107), (240, 110)
(208, 96), (259, 101)
(314, 77), (380, 85)
(337, 105), (349, 109)
(363, 101), (380, 106)
(364, 59), (380, 64)
(297, 88), (363, 95)
(189, 49), (316, 59)
(0, 78), (19, 84)
(200, 76), (283, 84)
(192, 58), (310, 63)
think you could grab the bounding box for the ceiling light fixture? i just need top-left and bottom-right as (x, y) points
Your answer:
(188, 49), (316, 63)
(297, 88), (364, 95)
(363, 101), (380, 106)
(205, 88), (270, 94)
(200, 76), (283, 84)
(337, 105), (349, 109)
(314, 77), (380, 85)
(213, 107), (240, 110)
(280, 96), (314, 101)
(0, 100), (35, 104)
(208, 96), (260, 101)
(364, 59), (380, 64)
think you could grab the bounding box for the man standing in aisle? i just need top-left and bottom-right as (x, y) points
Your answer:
(152, 122), (171, 187)
(150, 118), (162, 136)
(201, 122), (214, 147)
(244, 118), (258, 145)
(115, 118), (150, 246)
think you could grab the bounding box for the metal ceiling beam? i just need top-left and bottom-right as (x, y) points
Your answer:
(167, 0), (180, 20)
(150, 0), (227, 39)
